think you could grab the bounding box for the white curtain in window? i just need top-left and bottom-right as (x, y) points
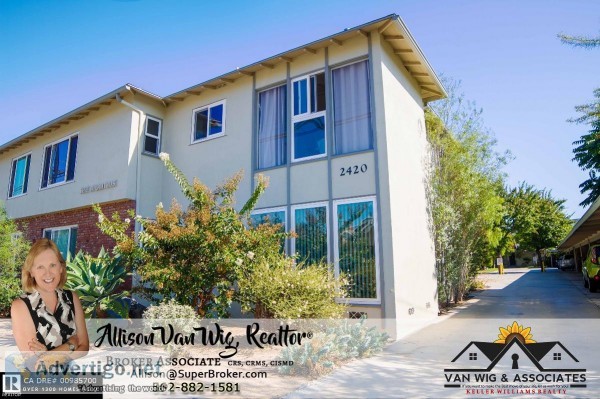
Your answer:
(332, 60), (372, 154)
(258, 85), (287, 168)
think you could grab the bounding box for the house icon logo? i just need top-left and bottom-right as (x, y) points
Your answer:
(444, 321), (587, 395)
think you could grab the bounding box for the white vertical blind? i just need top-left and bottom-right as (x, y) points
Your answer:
(294, 206), (327, 265)
(337, 201), (376, 298)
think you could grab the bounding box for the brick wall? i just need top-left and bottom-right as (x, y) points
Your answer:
(15, 199), (136, 257)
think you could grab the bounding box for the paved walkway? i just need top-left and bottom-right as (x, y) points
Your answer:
(288, 268), (600, 398)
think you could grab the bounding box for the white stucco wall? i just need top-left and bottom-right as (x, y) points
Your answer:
(255, 63), (286, 91)
(132, 95), (168, 218)
(1, 101), (137, 219)
(254, 167), (287, 209)
(371, 32), (438, 328)
(160, 77), (254, 211)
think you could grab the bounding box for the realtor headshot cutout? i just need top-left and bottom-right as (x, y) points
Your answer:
(10, 238), (89, 366)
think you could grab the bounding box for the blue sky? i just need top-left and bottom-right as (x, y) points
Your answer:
(1, 0), (599, 217)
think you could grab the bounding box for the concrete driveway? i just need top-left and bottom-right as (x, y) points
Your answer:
(289, 268), (600, 398)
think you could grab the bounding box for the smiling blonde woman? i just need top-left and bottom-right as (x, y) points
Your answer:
(11, 238), (89, 365)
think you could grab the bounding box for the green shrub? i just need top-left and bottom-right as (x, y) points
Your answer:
(65, 248), (130, 318)
(0, 276), (21, 318)
(143, 298), (198, 320)
(95, 156), (285, 318)
(143, 299), (197, 355)
(238, 257), (348, 319)
(278, 318), (389, 376)
(0, 204), (29, 317)
(95, 155), (349, 320)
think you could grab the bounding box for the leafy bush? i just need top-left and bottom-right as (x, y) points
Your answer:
(95, 155), (280, 317)
(96, 154), (348, 319)
(143, 299), (197, 355)
(278, 318), (389, 376)
(143, 298), (198, 320)
(0, 204), (29, 317)
(0, 275), (21, 318)
(65, 248), (130, 318)
(238, 257), (348, 319)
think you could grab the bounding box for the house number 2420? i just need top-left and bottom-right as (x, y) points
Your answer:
(340, 164), (367, 176)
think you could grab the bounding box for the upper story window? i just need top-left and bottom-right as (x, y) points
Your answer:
(257, 85), (287, 169)
(332, 60), (372, 154)
(192, 100), (225, 143)
(292, 72), (326, 161)
(41, 134), (78, 189)
(144, 116), (162, 155)
(8, 153), (31, 198)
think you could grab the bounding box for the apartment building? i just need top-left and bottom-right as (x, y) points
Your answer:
(0, 15), (446, 327)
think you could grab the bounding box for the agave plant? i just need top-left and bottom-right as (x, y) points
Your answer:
(65, 248), (130, 318)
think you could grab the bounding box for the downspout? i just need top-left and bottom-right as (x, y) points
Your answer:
(116, 88), (145, 239)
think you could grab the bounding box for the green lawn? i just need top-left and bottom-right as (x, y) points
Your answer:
(478, 267), (500, 274)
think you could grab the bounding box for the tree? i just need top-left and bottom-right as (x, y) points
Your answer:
(503, 183), (573, 271)
(95, 153), (283, 317)
(559, 29), (600, 207)
(571, 88), (600, 207)
(0, 203), (30, 316)
(558, 33), (600, 49)
(95, 153), (347, 319)
(426, 77), (509, 305)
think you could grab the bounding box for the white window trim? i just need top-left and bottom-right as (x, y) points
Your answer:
(42, 224), (78, 257)
(290, 201), (330, 264)
(39, 132), (79, 191)
(251, 206), (288, 253)
(143, 116), (162, 156)
(191, 100), (227, 144)
(7, 151), (32, 199)
(291, 72), (327, 162)
(333, 196), (380, 305)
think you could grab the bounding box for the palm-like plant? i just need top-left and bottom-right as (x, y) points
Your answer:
(65, 248), (130, 318)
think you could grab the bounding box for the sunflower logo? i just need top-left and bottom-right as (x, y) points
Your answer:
(494, 321), (536, 344)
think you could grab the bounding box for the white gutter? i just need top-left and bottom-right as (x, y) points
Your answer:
(116, 87), (145, 239)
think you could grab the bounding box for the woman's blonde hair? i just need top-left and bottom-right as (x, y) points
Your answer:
(22, 238), (67, 293)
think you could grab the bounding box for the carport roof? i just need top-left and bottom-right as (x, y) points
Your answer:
(558, 195), (600, 250)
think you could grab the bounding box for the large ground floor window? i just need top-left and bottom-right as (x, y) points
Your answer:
(291, 202), (329, 265)
(333, 197), (379, 303)
(43, 225), (78, 259)
(252, 197), (379, 303)
(250, 207), (287, 252)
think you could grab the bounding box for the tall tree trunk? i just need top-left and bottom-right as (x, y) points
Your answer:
(536, 248), (545, 272)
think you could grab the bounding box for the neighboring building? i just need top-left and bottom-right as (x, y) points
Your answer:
(0, 15), (446, 333)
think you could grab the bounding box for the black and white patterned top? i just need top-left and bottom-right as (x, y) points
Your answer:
(20, 289), (77, 350)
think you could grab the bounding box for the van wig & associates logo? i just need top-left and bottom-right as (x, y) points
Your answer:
(443, 321), (587, 397)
